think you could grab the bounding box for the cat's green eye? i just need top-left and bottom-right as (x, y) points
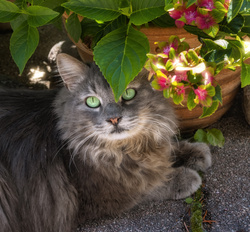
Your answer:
(86, 96), (101, 108)
(122, 88), (136, 101)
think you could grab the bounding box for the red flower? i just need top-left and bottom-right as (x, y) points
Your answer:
(198, 0), (215, 10)
(162, 38), (179, 55)
(175, 85), (185, 95)
(184, 5), (198, 24)
(173, 70), (188, 82)
(158, 77), (171, 89)
(175, 20), (185, 28)
(196, 13), (216, 29)
(194, 87), (207, 101)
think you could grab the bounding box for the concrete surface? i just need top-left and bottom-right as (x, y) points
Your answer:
(0, 25), (249, 232)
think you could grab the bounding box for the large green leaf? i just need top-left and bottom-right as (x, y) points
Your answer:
(10, 14), (28, 31)
(241, 15), (250, 34)
(164, 0), (174, 11)
(0, 0), (21, 22)
(65, 13), (82, 43)
(94, 25), (150, 101)
(201, 39), (232, 64)
(10, 21), (39, 74)
(200, 100), (219, 118)
(26, 6), (59, 27)
(241, 61), (250, 87)
(62, 0), (121, 22)
(220, 14), (244, 34)
(81, 15), (127, 48)
(130, 0), (165, 25)
(240, 0), (250, 15)
(227, 0), (244, 23)
(41, 0), (67, 9)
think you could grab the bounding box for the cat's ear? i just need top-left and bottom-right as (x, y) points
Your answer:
(56, 53), (89, 92)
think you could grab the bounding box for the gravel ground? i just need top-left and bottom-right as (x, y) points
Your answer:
(0, 24), (249, 232)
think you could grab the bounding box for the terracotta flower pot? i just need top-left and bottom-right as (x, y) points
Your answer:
(64, 19), (241, 131)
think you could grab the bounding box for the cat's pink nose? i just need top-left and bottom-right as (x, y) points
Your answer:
(107, 117), (122, 126)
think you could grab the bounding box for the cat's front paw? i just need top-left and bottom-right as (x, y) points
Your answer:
(191, 142), (212, 172)
(174, 141), (212, 172)
(169, 167), (202, 200)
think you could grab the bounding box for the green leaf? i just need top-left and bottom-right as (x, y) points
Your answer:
(94, 25), (150, 101)
(10, 14), (28, 31)
(130, 0), (165, 25)
(186, 0), (197, 8)
(81, 15), (127, 48)
(62, 0), (121, 22)
(163, 88), (170, 98)
(185, 197), (194, 204)
(164, 0), (174, 11)
(194, 129), (208, 143)
(187, 89), (197, 111)
(240, 0), (250, 15)
(188, 73), (202, 84)
(211, 1), (227, 23)
(203, 24), (219, 38)
(206, 128), (225, 147)
(206, 85), (215, 97)
(228, 39), (245, 62)
(194, 128), (225, 147)
(151, 12), (175, 27)
(241, 15), (250, 34)
(227, 0), (244, 23)
(0, 0), (21, 22)
(184, 25), (213, 39)
(10, 21), (39, 74)
(151, 79), (161, 90)
(241, 61), (250, 87)
(173, 93), (184, 105)
(187, 50), (199, 65)
(213, 85), (223, 104)
(200, 100), (219, 118)
(65, 13), (82, 43)
(41, 0), (67, 10)
(26, 6), (59, 27)
(220, 14), (244, 34)
(201, 39), (232, 63)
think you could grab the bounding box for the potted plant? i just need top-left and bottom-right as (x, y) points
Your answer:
(0, 0), (250, 130)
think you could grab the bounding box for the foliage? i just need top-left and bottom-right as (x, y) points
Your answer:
(0, 0), (65, 73)
(194, 128), (225, 147)
(0, 0), (250, 102)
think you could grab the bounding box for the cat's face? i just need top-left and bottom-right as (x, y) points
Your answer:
(55, 54), (176, 148)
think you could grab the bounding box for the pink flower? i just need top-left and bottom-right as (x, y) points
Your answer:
(175, 85), (185, 95)
(194, 87), (207, 101)
(198, 0), (215, 10)
(158, 77), (171, 89)
(162, 38), (179, 55)
(184, 5), (198, 24)
(169, 8), (184, 20)
(175, 20), (185, 28)
(163, 46), (171, 55)
(196, 13), (216, 29)
(173, 70), (188, 82)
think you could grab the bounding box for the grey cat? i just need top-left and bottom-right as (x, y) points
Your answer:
(0, 53), (211, 232)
